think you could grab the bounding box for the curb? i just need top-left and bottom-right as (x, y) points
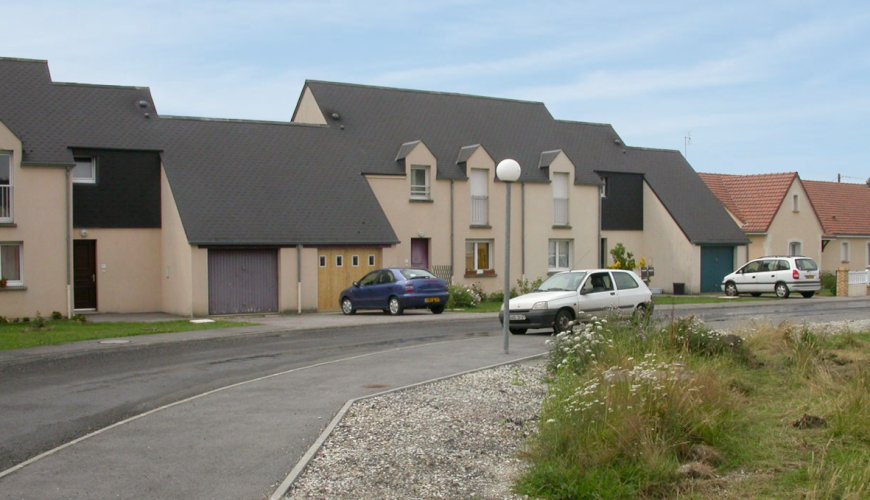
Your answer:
(268, 352), (547, 500)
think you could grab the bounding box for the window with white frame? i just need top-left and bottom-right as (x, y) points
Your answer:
(470, 168), (488, 226)
(792, 194), (799, 212)
(410, 165), (430, 200)
(352, 255), (359, 267)
(789, 241), (802, 256)
(0, 152), (12, 222)
(548, 239), (572, 271)
(552, 172), (569, 226)
(465, 239), (492, 273)
(368, 255), (376, 266)
(841, 241), (850, 262)
(0, 243), (23, 285)
(72, 157), (96, 184)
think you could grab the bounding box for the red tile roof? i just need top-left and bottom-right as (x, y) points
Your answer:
(699, 172), (798, 233)
(803, 180), (870, 236)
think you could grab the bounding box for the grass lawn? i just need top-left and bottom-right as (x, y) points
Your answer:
(516, 317), (870, 498)
(0, 319), (252, 351)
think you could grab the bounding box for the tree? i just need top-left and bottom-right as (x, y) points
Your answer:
(609, 243), (636, 270)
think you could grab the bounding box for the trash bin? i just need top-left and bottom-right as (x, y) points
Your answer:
(673, 283), (685, 295)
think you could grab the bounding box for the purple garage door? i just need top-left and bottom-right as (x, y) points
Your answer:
(411, 238), (429, 269)
(208, 249), (278, 314)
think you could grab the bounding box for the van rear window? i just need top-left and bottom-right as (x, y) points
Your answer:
(796, 259), (818, 271)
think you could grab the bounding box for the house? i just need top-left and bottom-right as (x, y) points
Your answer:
(0, 57), (748, 319)
(802, 180), (870, 272)
(699, 172), (825, 267)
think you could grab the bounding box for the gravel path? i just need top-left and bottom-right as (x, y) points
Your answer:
(286, 360), (548, 499)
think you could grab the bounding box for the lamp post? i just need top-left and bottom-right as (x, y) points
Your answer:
(496, 159), (521, 354)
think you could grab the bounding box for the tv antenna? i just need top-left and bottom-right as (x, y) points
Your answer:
(683, 132), (692, 158)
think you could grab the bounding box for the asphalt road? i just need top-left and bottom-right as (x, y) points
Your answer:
(0, 297), (867, 498)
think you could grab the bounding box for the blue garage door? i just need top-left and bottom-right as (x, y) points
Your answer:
(701, 246), (734, 293)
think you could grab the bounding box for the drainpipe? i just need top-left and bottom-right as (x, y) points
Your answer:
(65, 165), (73, 318)
(297, 244), (303, 314)
(521, 182), (525, 277)
(449, 180), (454, 282)
(597, 182), (602, 267)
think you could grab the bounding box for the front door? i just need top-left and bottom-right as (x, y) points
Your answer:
(411, 238), (429, 269)
(74, 240), (97, 310)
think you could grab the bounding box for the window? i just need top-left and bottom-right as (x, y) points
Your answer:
(613, 271), (640, 290)
(600, 176), (608, 198)
(72, 157), (96, 184)
(470, 168), (488, 226)
(410, 165), (430, 200)
(351, 255), (359, 267)
(465, 240), (492, 273)
(789, 241), (802, 256)
(336, 255), (344, 267)
(0, 152), (11, 222)
(841, 241), (850, 263)
(368, 255), (376, 267)
(552, 172), (569, 226)
(792, 194), (799, 212)
(319, 255), (327, 267)
(548, 239), (572, 271)
(581, 271), (613, 293)
(0, 243), (22, 286)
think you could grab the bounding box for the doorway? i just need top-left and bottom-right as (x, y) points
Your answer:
(411, 238), (429, 269)
(73, 239), (97, 310)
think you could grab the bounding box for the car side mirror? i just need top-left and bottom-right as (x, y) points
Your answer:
(353, 281), (360, 288)
(579, 288), (590, 295)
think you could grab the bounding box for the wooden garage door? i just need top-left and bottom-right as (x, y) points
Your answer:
(318, 247), (382, 311)
(208, 249), (278, 314)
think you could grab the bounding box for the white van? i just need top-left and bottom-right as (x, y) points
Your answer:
(721, 256), (820, 298)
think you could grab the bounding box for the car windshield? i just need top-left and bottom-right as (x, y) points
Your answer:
(400, 268), (437, 280)
(537, 272), (587, 292)
(795, 258), (818, 271)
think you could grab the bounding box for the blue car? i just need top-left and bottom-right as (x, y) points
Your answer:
(339, 268), (450, 315)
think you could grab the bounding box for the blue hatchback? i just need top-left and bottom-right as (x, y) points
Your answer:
(339, 268), (450, 315)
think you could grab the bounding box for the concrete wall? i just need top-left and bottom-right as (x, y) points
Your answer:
(291, 87), (327, 125)
(642, 183), (701, 293)
(278, 246), (319, 313)
(73, 228), (162, 313)
(0, 122), (70, 318)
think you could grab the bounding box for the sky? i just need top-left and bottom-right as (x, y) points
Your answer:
(5, 0), (869, 183)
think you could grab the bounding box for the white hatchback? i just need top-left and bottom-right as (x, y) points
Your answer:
(498, 269), (653, 334)
(721, 256), (820, 298)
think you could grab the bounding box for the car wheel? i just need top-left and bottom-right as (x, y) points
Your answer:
(775, 282), (790, 298)
(750, 293), (761, 297)
(724, 281), (738, 297)
(388, 296), (404, 315)
(553, 309), (574, 334)
(509, 328), (527, 335)
(801, 291), (815, 298)
(340, 297), (356, 315)
(430, 304), (445, 314)
(633, 303), (652, 322)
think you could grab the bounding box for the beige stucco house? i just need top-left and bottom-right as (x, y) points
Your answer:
(1, 57), (748, 319)
(803, 180), (870, 273)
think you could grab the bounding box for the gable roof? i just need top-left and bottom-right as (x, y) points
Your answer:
(698, 172), (798, 233)
(802, 180), (870, 237)
(0, 57), (161, 166)
(303, 81), (747, 245)
(159, 117), (399, 246)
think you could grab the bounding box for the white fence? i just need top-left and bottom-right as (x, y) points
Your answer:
(848, 270), (870, 286)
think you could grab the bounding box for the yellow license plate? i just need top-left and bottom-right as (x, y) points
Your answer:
(425, 297), (440, 303)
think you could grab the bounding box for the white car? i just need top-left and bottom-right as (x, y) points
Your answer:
(498, 269), (653, 334)
(721, 255), (820, 298)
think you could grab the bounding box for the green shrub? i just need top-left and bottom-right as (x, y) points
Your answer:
(447, 284), (482, 309)
(514, 276), (545, 296)
(32, 312), (47, 329)
(609, 243), (636, 270)
(821, 271), (837, 295)
(51, 311), (64, 320)
(72, 314), (88, 323)
(489, 290), (505, 303)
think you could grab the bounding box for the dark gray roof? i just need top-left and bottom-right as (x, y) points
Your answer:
(598, 146), (749, 245)
(158, 117), (399, 246)
(305, 80), (747, 245)
(0, 58), (161, 166)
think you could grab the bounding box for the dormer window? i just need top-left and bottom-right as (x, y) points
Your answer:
(73, 157), (96, 184)
(410, 165), (430, 200)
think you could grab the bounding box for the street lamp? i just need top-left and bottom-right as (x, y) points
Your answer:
(496, 158), (521, 354)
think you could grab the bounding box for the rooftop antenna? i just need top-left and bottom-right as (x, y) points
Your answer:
(684, 131), (692, 158)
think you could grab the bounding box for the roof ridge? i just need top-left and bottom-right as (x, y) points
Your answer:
(52, 81), (151, 91)
(554, 118), (613, 128)
(304, 79), (547, 107)
(161, 114), (324, 128)
(0, 56), (48, 64)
